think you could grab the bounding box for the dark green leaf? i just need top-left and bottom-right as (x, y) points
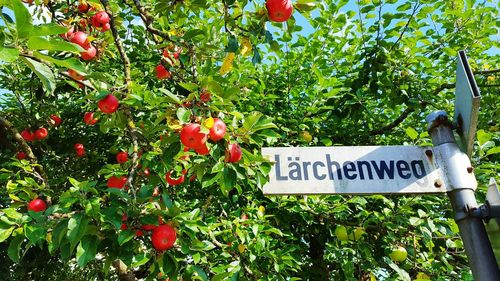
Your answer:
(76, 235), (99, 267)
(7, 234), (24, 262)
(67, 214), (90, 252)
(117, 229), (134, 245)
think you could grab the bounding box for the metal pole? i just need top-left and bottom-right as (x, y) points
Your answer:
(427, 111), (500, 280)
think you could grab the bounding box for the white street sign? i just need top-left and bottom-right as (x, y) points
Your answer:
(262, 146), (448, 195)
(454, 50), (481, 156)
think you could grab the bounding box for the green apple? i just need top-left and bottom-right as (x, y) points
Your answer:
(389, 246), (407, 262)
(334, 225), (348, 241)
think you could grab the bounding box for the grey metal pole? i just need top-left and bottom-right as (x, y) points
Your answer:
(427, 110), (500, 280)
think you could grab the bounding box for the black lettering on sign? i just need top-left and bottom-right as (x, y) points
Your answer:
(313, 161), (326, 180)
(272, 154), (428, 181)
(371, 160), (395, 179)
(396, 160), (411, 179)
(343, 161), (357, 180)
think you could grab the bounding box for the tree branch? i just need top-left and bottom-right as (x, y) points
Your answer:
(368, 83), (454, 136)
(0, 117), (49, 187)
(475, 69), (500, 75)
(389, 2), (420, 52)
(100, 0), (140, 200)
(123, 0), (174, 44)
(112, 260), (137, 281)
(100, 0), (132, 91)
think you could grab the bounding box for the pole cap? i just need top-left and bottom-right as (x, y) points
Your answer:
(426, 110), (449, 131)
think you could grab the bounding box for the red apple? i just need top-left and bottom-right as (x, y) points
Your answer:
(165, 170), (186, 186)
(107, 176), (127, 189)
(98, 94), (119, 114)
(50, 115), (62, 126)
(84, 112), (98, 125)
(143, 168), (151, 177)
(70, 31), (89, 48)
(226, 142), (242, 163)
(99, 23), (111, 32)
(91, 11), (110, 28)
(21, 129), (35, 142)
(151, 224), (177, 251)
(60, 26), (74, 40)
(122, 213), (128, 222)
(116, 151), (128, 163)
(81, 45), (97, 61)
(180, 123), (208, 149)
(200, 90), (211, 103)
(74, 143), (85, 157)
(120, 223), (128, 230)
(16, 151), (27, 160)
(155, 64), (171, 80)
(27, 198), (47, 212)
(135, 230), (144, 237)
(141, 224), (156, 231)
(35, 128), (48, 140)
(266, 0), (293, 22)
(78, 2), (90, 13)
(194, 143), (210, 155)
(209, 118), (226, 142)
(68, 69), (84, 81)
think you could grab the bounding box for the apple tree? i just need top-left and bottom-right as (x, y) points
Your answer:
(0, 0), (499, 280)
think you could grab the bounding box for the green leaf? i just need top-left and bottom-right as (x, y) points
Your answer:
(191, 265), (208, 281)
(28, 37), (84, 53)
(0, 226), (15, 243)
(223, 167), (236, 189)
(10, 0), (33, 38)
(25, 225), (46, 245)
(405, 127), (418, 140)
(178, 82), (199, 92)
(0, 47), (19, 62)
(31, 23), (68, 36)
(67, 214), (90, 252)
(486, 146), (500, 156)
(176, 107), (191, 123)
(477, 129), (491, 146)
(131, 253), (150, 267)
(76, 235), (98, 267)
(21, 57), (56, 95)
(49, 219), (68, 254)
(7, 234), (24, 262)
(3, 208), (22, 220)
(225, 35), (239, 53)
(159, 88), (181, 104)
(117, 229), (134, 245)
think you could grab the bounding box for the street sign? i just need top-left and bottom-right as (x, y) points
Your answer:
(454, 50), (481, 156)
(262, 146), (448, 195)
(485, 178), (500, 266)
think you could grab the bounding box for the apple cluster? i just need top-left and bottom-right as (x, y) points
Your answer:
(60, 2), (112, 61)
(155, 45), (182, 80)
